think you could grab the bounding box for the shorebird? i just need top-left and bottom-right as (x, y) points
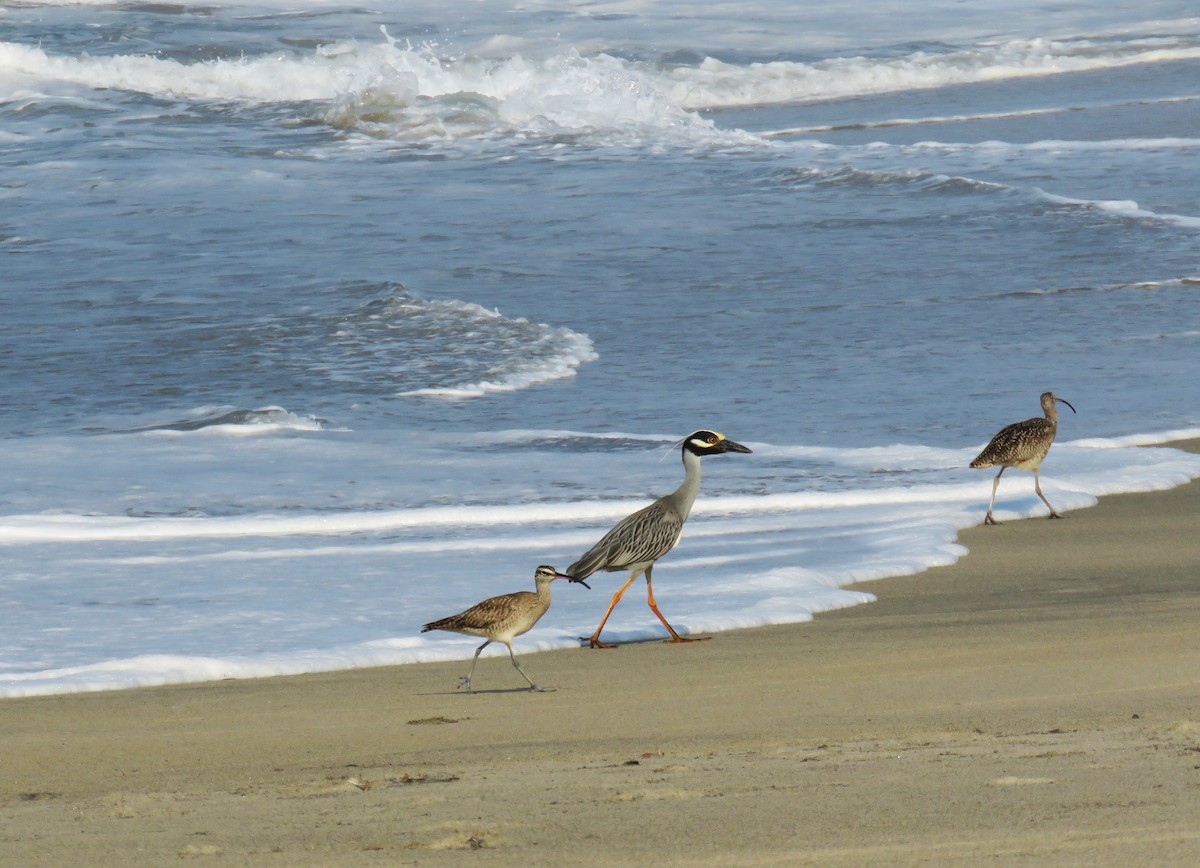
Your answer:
(421, 565), (586, 693)
(970, 391), (1076, 525)
(567, 429), (752, 648)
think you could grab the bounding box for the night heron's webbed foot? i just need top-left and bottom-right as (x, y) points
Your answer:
(580, 635), (616, 649)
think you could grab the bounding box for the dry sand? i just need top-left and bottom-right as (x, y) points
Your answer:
(2, 442), (1199, 866)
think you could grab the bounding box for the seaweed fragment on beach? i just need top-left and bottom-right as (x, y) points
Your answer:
(393, 772), (460, 785)
(407, 716), (463, 726)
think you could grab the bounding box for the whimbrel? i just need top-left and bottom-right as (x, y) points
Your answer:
(421, 565), (585, 692)
(567, 429), (752, 648)
(970, 391), (1076, 525)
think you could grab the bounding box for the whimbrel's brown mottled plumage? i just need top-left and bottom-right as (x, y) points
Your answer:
(421, 565), (581, 692)
(970, 391), (1076, 525)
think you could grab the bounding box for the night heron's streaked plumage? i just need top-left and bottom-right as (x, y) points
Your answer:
(970, 391), (1076, 525)
(421, 564), (581, 692)
(567, 429), (752, 648)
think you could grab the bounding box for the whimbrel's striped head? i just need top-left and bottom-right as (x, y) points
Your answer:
(536, 564), (589, 589)
(1040, 392), (1076, 416)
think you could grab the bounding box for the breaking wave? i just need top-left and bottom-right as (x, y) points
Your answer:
(6, 31), (1199, 147)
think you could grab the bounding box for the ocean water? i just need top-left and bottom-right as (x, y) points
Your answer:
(2, 0), (1199, 696)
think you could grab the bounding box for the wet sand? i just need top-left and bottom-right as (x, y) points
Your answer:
(3, 441), (1199, 865)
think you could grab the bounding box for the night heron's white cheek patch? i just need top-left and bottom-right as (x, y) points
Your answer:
(690, 431), (725, 450)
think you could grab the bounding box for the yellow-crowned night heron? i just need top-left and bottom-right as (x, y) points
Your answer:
(970, 391), (1076, 525)
(567, 429), (752, 648)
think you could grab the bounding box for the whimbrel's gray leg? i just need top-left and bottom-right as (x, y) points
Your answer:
(984, 467), (1005, 525)
(1033, 469), (1062, 518)
(507, 644), (551, 692)
(459, 640), (490, 692)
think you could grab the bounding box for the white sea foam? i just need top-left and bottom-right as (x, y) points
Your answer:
(127, 406), (327, 435)
(1036, 189), (1200, 229)
(777, 147), (1200, 233)
(269, 287), (599, 400)
(764, 99), (1200, 139)
(0, 40), (344, 101)
(655, 38), (1200, 110)
(395, 318), (598, 399)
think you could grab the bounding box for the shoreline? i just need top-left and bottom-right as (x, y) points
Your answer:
(5, 430), (1200, 699)
(2, 440), (1199, 864)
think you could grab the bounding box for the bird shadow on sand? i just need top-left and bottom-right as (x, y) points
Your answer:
(418, 686), (562, 697)
(577, 633), (712, 648)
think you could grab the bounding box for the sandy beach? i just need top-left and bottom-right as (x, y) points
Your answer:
(3, 442), (1199, 866)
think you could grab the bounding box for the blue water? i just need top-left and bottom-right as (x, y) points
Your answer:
(2, 0), (1199, 695)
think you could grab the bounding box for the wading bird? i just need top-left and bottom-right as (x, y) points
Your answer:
(970, 391), (1076, 525)
(568, 430), (752, 648)
(421, 565), (586, 692)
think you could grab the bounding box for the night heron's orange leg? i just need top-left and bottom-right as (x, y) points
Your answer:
(581, 573), (639, 648)
(646, 566), (708, 643)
